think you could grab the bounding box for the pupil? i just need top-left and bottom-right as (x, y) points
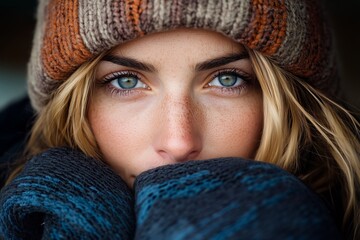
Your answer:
(118, 77), (138, 89)
(219, 74), (237, 87)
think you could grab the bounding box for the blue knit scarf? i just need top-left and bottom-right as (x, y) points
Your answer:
(0, 148), (341, 239)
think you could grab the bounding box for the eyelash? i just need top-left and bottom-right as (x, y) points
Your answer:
(99, 71), (148, 97)
(98, 69), (255, 98)
(207, 69), (254, 96)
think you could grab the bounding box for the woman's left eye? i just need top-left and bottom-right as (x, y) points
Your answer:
(208, 72), (245, 88)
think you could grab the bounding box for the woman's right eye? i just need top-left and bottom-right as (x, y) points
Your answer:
(109, 74), (147, 90)
(98, 71), (150, 97)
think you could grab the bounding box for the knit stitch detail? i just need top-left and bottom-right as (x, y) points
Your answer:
(0, 147), (135, 239)
(134, 158), (342, 240)
(42, 0), (92, 81)
(29, 0), (337, 111)
(126, 0), (144, 35)
(1, 151), (342, 239)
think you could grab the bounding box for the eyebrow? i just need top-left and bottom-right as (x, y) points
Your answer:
(101, 51), (249, 72)
(102, 55), (157, 72)
(195, 52), (249, 71)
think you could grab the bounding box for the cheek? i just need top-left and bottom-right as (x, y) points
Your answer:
(233, 105), (263, 158)
(88, 97), (151, 178)
(204, 94), (263, 158)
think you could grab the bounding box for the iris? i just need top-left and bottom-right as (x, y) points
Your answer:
(116, 76), (138, 89)
(217, 73), (238, 87)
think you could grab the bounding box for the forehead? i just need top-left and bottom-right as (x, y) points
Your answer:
(109, 29), (245, 60)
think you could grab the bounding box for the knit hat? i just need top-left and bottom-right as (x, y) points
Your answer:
(28, 0), (337, 111)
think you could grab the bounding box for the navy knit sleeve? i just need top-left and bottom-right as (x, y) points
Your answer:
(0, 147), (135, 240)
(134, 158), (342, 240)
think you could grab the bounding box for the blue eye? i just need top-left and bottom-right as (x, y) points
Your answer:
(209, 72), (244, 88)
(113, 76), (138, 89)
(109, 74), (147, 90)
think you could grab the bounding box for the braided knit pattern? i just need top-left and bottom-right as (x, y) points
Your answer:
(28, 0), (337, 111)
(134, 158), (341, 240)
(0, 148), (135, 240)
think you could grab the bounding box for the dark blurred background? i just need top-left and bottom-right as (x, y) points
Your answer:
(0, 0), (359, 110)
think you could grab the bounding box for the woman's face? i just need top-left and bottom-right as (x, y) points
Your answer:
(89, 29), (263, 187)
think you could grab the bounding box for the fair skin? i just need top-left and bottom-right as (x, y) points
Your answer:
(89, 29), (263, 187)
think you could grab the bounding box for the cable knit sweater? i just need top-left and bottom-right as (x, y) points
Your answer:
(0, 148), (342, 239)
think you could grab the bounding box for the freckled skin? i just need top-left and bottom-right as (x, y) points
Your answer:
(89, 29), (263, 188)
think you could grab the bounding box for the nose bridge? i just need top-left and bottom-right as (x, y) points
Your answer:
(155, 93), (202, 162)
(164, 94), (194, 135)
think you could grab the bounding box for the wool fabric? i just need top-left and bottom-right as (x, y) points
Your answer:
(0, 147), (135, 239)
(28, 0), (336, 111)
(135, 158), (342, 240)
(1, 147), (342, 239)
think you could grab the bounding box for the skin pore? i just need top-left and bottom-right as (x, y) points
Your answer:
(89, 29), (263, 187)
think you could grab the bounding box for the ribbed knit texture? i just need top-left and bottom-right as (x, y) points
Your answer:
(134, 158), (342, 240)
(1, 150), (342, 239)
(28, 0), (337, 111)
(0, 147), (135, 240)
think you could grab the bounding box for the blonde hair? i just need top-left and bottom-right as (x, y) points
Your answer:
(8, 49), (360, 239)
(6, 53), (105, 182)
(250, 50), (360, 239)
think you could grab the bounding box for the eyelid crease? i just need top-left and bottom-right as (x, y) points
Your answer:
(97, 70), (142, 84)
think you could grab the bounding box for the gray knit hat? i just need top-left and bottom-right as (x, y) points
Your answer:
(28, 0), (337, 111)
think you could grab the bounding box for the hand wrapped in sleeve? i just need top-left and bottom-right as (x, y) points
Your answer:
(0, 147), (135, 240)
(134, 158), (341, 240)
